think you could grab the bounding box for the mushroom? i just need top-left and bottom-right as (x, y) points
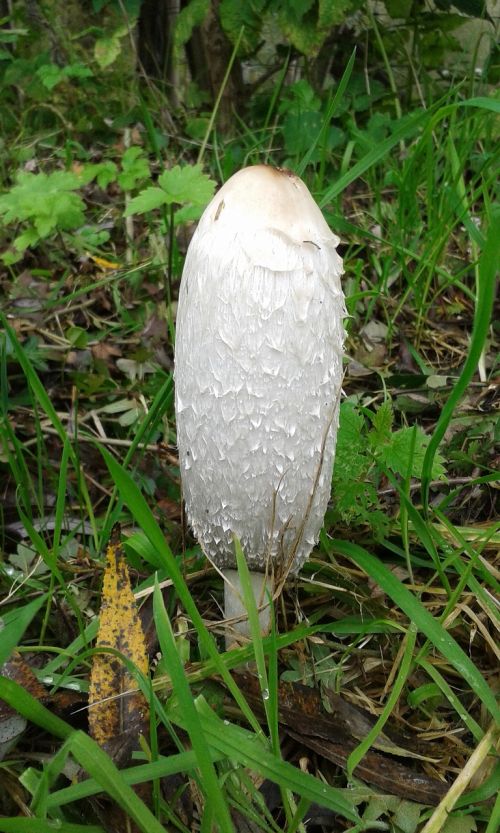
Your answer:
(174, 165), (344, 644)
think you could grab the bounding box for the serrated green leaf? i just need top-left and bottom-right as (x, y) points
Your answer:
(0, 170), (85, 243)
(94, 34), (122, 69)
(174, 0), (210, 49)
(173, 202), (207, 225)
(80, 161), (118, 188)
(124, 187), (168, 216)
(332, 402), (387, 531)
(368, 400), (394, 446)
(157, 164), (216, 206)
(14, 227), (39, 252)
(118, 147), (150, 190)
(279, 0), (352, 56)
(379, 426), (445, 479)
(219, 0), (267, 54)
(1, 249), (23, 265)
(334, 402), (368, 482)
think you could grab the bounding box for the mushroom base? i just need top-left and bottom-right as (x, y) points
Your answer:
(223, 568), (272, 649)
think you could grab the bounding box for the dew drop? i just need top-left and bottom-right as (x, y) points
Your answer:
(262, 689), (269, 701)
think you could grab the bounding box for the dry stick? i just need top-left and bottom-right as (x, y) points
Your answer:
(274, 379), (344, 600)
(123, 127), (134, 265)
(38, 426), (178, 464)
(197, 26), (244, 164)
(419, 722), (499, 833)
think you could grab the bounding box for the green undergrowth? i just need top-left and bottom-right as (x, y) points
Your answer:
(0, 3), (499, 831)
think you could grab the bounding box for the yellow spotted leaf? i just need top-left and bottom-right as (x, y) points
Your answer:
(90, 254), (120, 270)
(88, 529), (149, 747)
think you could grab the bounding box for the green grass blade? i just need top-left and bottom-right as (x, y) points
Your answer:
(189, 697), (359, 823)
(46, 749), (224, 808)
(197, 26), (244, 165)
(483, 790), (500, 833)
(456, 763), (500, 808)
(460, 96), (500, 114)
(320, 95), (499, 205)
(0, 595), (46, 665)
(98, 373), (173, 543)
(296, 48), (356, 178)
(52, 436), (72, 555)
(333, 540), (499, 723)
(0, 313), (97, 546)
(0, 679), (166, 833)
(347, 623), (417, 778)
(153, 579), (234, 833)
(0, 822), (104, 833)
(0, 677), (73, 739)
(0, 314), (66, 443)
(421, 211), (499, 511)
(320, 107), (429, 205)
(417, 658), (483, 742)
(68, 731), (166, 833)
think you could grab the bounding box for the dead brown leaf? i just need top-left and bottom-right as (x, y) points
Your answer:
(237, 672), (448, 806)
(88, 526), (149, 750)
(91, 342), (122, 362)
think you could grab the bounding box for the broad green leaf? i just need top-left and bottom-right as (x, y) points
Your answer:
(36, 63), (64, 90)
(279, 0), (352, 56)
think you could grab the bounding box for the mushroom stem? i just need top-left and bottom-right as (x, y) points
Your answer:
(223, 569), (272, 648)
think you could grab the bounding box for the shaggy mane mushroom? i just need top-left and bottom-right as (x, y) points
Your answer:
(175, 165), (345, 645)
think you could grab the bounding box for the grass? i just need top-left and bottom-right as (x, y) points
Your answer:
(0, 6), (499, 832)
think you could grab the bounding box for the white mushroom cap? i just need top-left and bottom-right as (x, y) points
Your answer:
(198, 164), (337, 246)
(175, 164), (344, 587)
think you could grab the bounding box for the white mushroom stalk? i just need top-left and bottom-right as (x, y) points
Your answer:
(175, 165), (344, 644)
